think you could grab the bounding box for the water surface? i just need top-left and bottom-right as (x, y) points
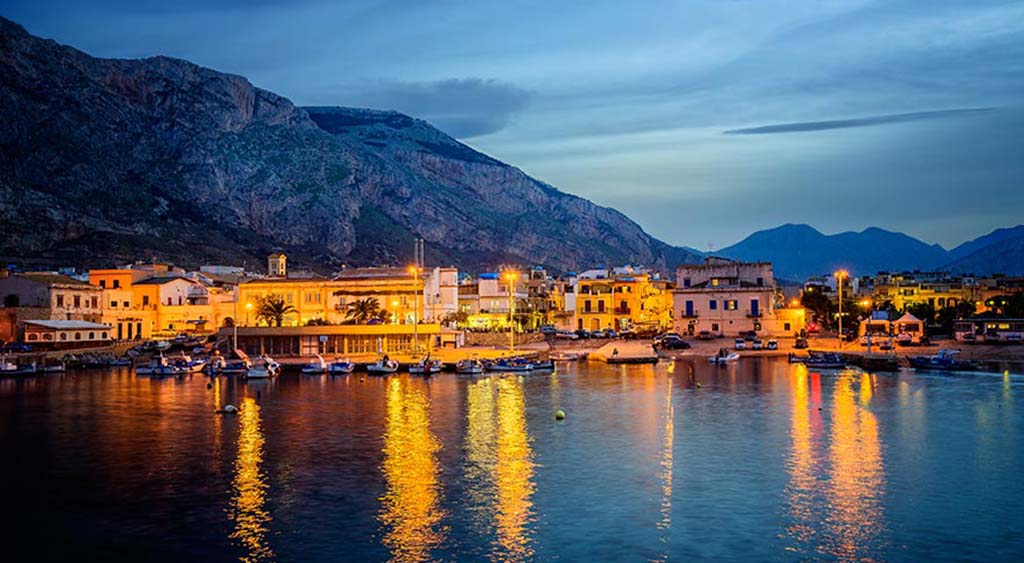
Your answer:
(1, 360), (1021, 562)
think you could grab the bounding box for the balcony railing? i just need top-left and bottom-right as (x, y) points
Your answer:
(746, 310), (763, 318)
(613, 307), (631, 315)
(679, 310), (699, 319)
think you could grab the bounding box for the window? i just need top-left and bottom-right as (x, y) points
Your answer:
(60, 333), (67, 341)
(88, 332), (95, 339)
(712, 279), (719, 287)
(101, 332), (108, 339)
(57, 294), (65, 308)
(709, 300), (717, 310)
(110, 301), (117, 308)
(598, 301), (605, 313)
(725, 300), (738, 311)
(756, 277), (764, 287)
(711, 323), (719, 332)
(91, 296), (98, 309)
(27, 333), (38, 341)
(73, 295), (80, 308)
(123, 301), (130, 308)
(683, 278), (691, 288)
(99, 280), (106, 288)
(584, 300), (592, 313)
(113, 280), (120, 289)
(784, 322), (791, 331)
(74, 332), (81, 340)
(143, 295), (150, 306)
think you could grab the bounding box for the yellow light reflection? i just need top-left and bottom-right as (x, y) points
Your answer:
(651, 377), (674, 563)
(785, 366), (818, 550)
(379, 378), (446, 563)
(825, 372), (885, 562)
(229, 397), (274, 563)
(493, 377), (536, 562)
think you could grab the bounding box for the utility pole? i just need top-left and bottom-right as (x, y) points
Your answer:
(409, 238), (424, 355)
(835, 270), (848, 351)
(505, 270), (518, 353)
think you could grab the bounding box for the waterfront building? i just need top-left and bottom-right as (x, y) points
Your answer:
(0, 273), (104, 342)
(573, 266), (673, 332)
(871, 271), (980, 311)
(672, 257), (805, 337)
(22, 319), (113, 349)
(221, 322), (460, 357)
(954, 314), (1024, 342)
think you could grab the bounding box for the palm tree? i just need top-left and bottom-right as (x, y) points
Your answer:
(342, 297), (382, 324)
(255, 294), (298, 327)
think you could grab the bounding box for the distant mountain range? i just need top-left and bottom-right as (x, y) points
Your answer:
(0, 17), (700, 273)
(719, 224), (1024, 280)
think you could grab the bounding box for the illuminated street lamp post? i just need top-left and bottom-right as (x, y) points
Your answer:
(245, 302), (253, 327)
(834, 269), (848, 350)
(505, 271), (518, 353)
(408, 266), (420, 354)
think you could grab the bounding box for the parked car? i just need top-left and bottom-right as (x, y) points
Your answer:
(794, 337), (809, 349)
(555, 330), (579, 340)
(696, 330), (716, 341)
(766, 339), (779, 350)
(540, 325), (557, 335)
(734, 338), (746, 350)
(658, 337), (691, 350)
(603, 329), (619, 339)
(961, 333), (977, 343)
(742, 330), (758, 341)
(654, 332), (681, 343)
(2, 341), (32, 353)
(575, 329), (591, 339)
(752, 339), (763, 350)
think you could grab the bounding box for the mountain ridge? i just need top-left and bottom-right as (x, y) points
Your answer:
(0, 17), (701, 274)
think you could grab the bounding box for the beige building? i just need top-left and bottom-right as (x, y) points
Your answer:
(0, 273), (104, 342)
(672, 257), (805, 337)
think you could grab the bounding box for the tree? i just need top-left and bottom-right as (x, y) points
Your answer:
(905, 302), (937, 325)
(342, 297), (383, 324)
(800, 291), (835, 327)
(255, 294), (297, 327)
(936, 300), (977, 334)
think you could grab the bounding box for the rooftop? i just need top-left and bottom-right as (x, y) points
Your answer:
(24, 320), (111, 330)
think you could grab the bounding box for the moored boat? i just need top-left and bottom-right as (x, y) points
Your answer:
(486, 357), (534, 372)
(408, 358), (442, 376)
(366, 357), (400, 375)
(708, 348), (739, 364)
(551, 351), (580, 362)
(907, 349), (979, 371)
(246, 356), (280, 379)
(300, 354), (328, 375)
(455, 358), (484, 374)
(136, 355), (188, 377)
(328, 358), (355, 375)
(791, 351), (847, 369)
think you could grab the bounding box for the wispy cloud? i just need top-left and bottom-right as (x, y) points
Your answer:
(723, 108), (995, 135)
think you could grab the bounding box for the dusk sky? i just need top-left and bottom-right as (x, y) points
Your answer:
(4, 0), (1022, 250)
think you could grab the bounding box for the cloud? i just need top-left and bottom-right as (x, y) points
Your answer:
(723, 108), (994, 135)
(339, 78), (531, 138)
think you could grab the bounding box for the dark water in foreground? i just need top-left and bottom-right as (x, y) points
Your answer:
(1, 360), (1021, 562)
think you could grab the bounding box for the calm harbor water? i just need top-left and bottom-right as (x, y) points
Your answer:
(1, 359), (1021, 562)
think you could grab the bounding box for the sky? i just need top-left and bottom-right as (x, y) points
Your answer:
(3, 0), (1023, 251)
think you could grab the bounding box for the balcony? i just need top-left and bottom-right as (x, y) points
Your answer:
(746, 310), (763, 318)
(613, 307), (632, 315)
(679, 310), (699, 319)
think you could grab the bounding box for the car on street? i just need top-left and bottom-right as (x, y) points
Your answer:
(696, 330), (716, 341)
(794, 337), (809, 349)
(734, 338), (746, 350)
(766, 339), (779, 350)
(752, 339), (763, 350)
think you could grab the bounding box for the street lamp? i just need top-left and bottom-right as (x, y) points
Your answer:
(834, 269), (849, 350)
(245, 302), (253, 327)
(408, 266), (420, 355)
(505, 271), (518, 353)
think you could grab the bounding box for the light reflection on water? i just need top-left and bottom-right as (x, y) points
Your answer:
(379, 377), (447, 563)
(229, 396), (275, 563)
(1, 361), (1022, 562)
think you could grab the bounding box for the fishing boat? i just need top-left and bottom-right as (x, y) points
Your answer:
(907, 349), (979, 371)
(551, 351), (580, 362)
(486, 357), (534, 372)
(246, 356), (280, 379)
(136, 355), (188, 377)
(328, 358), (355, 375)
(532, 360), (555, 371)
(41, 361), (66, 373)
(707, 348), (739, 364)
(300, 354), (328, 375)
(206, 355), (227, 374)
(792, 351), (847, 369)
(167, 354), (206, 373)
(366, 357), (400, 375)
(455, 358), (485, 375)
(408, 358), (442, 376)
(221, 359), (249, 376)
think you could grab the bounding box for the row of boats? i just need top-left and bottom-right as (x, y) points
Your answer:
(788, 349), (982, 371)
(296, 354), (565, 376)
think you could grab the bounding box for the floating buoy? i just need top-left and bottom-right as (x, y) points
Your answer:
(216, 404), (238, 414)
(554, 409), (566, 421)
(206, 382), (213, 389)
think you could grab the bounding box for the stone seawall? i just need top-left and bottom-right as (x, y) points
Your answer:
(463, 331), (547, 348)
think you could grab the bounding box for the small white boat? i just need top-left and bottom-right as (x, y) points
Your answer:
(366, 358), (399, 375)
(247, 356), (280, 379)
(301, 354), (328, 375)
(328, 358), (355, 375)
(707, 349), (740, 364)
(456, 358), (485, 375)
(409, 358), (442, 376)
(42, 362), (66, 373)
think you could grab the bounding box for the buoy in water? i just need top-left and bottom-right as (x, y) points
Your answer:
(554, 409), (566, 421)
(216, 404), (238, 414)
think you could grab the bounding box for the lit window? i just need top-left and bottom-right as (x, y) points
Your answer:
(725, 300), (738, 311)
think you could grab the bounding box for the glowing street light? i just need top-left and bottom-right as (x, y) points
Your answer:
(834, 269), (849, 350)
(408, 266), (420, 354)
(245, 302), (253, 327)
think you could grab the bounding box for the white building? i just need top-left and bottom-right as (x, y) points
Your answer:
(672, 257), (805, 337)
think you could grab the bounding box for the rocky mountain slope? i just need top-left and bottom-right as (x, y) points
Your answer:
(0, 17), (700, 273)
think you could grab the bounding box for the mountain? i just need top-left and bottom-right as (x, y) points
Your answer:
(948, 225), (1024, 261)
(0, 17), (701, 273)
(943, 229), (1024, 275)
(718, 224), (951, 280)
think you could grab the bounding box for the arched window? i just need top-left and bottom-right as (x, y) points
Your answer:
(60, 333), (67, 341)
(88, 332), (95, 340)
(43, 333), (53, 341)
(101, 332), (108, 339)
(27, 333), (38, 341)
(74, 332), (81, 340)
